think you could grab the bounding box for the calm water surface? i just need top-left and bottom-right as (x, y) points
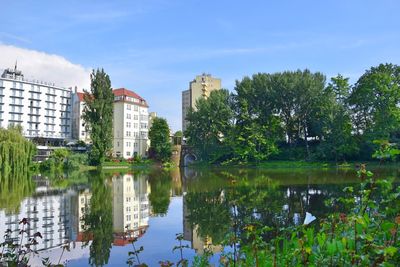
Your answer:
(0, 166), (398, 266)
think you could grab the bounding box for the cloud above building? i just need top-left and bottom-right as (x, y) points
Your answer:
(0, 44), (90, 90)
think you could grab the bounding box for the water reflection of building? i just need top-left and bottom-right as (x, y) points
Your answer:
(182, 195), (222, 255)
(70, 188), (91, 242)
(0, 188), (74, 251)
(71, 173), (151, 245)
(0, 172), (152, 260)
(112, 173), (150, 245)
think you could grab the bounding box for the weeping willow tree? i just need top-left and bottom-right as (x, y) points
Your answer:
(0, 127), (36, 178)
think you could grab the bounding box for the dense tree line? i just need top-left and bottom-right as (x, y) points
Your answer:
(185, 63), (400, 163)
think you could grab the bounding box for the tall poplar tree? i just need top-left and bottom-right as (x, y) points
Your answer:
(82, 69), (114, 165)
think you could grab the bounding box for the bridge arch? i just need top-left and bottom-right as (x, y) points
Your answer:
(179, 145), (198, 166)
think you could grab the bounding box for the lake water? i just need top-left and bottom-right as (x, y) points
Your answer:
(0, 166), (398, 266)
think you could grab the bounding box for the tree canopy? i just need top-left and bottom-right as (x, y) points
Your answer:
(149, 117), (172, 162)
(184, 64), (400, 163)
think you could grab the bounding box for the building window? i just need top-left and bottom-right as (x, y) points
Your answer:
(127, 104), (131, 110)
(134, 105), (138, 111)
(126, 215), (131, 221)
(126, 113), (131, 119)
(126, 151), (131, 156)
(126, 122), (131, 128)
(126, 131), (131, 137)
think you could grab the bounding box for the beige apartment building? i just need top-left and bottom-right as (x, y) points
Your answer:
(181, 73), (221, 133)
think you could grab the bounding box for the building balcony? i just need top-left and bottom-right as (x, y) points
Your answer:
(10, 95), (24, 99)
(9, 103), (24, 107)
(28, 91), (41, 95)
(10, 87), (24, 91)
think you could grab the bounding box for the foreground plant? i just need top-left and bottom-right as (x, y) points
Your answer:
(0, 218), (42, 266)
(225, 166), (400, 266)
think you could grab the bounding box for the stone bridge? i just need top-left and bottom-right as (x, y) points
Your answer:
(179, 145), (198, 167)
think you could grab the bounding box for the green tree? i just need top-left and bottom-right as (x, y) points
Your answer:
(272, 70), (326, 159)
(82, 69), (114, 165)
(230, 75), (281, 163)
(349, 63), (400, 141)
(185, 89), (234, 162)
(174, 131), (183, 137)
(318, 75), (358, 161)
(149, 117), (172, 162)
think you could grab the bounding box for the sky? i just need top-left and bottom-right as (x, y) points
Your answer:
(0, 0), (399, 131)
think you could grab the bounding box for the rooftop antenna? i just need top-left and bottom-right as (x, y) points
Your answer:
(14, 60), (17, 72)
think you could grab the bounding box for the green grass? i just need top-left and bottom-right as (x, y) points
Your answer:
(188, 159), (400, 170)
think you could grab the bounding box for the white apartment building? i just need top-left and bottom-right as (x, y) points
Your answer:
(71, 88), (150, 158)
(0, 67), (72, 144)
(113, 88), (149, 158)
(182, 73), (221, 133)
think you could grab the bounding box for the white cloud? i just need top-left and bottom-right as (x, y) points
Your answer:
(0, 44), (90, 90)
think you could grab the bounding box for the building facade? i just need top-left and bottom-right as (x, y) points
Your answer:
(181, 73), (221, 133)
(71, 91), (90, 143)
(113, 88), (149, 158)
(0, 67), (72, 144)
(71, 88), (150, 158)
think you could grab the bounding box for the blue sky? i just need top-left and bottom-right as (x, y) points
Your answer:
(1, 0), (400, 131)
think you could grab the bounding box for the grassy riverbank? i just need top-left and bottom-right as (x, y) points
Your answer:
(187, 159), (400, 170)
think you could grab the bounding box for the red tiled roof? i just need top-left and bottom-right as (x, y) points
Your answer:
(77, 92), (85, 102)
(113, 88), (144, 101)
(113, 88), (148, 107)
(76, 88), (148, 107)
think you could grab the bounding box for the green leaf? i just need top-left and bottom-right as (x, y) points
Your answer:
(384, 246), (397, 257)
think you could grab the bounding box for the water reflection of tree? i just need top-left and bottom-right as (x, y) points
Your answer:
(0, 171), (35, 214)
(148, 169), (172, 215)
(184, 171), (354, 246)
(82, 171), (113, 267)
